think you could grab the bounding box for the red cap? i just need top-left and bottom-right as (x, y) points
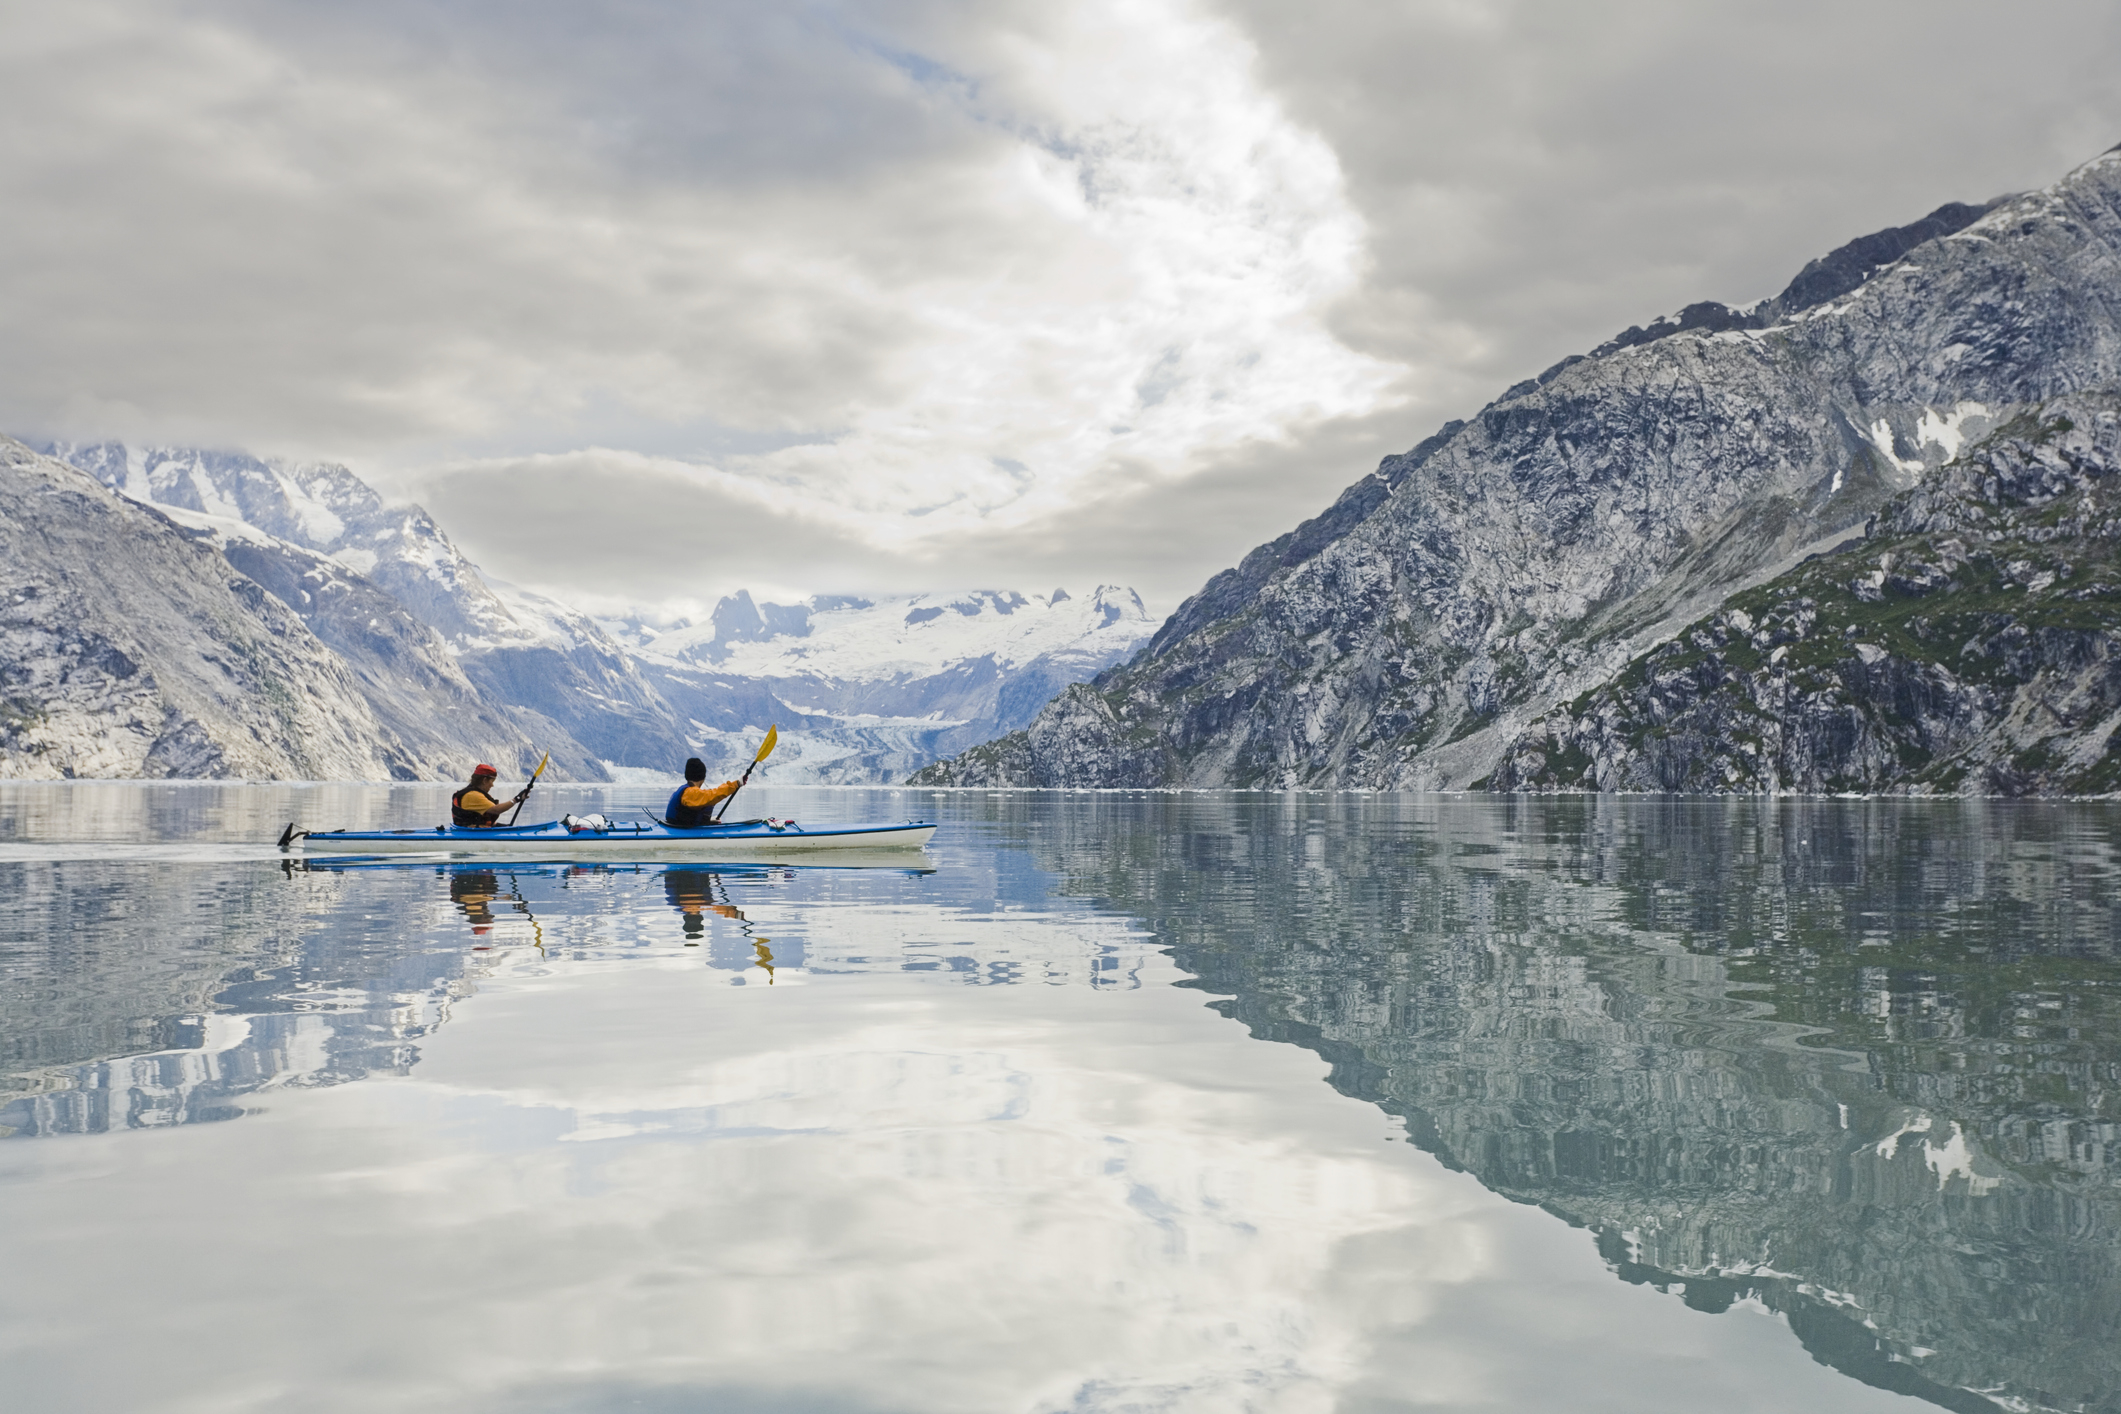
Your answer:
(472, 763), (498, 777)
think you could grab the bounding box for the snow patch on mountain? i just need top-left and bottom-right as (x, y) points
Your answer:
(610, 586), (1153, 680)
(603, 586), (1159, 783)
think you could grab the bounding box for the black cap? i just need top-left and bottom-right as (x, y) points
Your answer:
(684, 756), (707, 781)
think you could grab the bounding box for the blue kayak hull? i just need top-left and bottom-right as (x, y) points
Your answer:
(291, 818), (935, 855)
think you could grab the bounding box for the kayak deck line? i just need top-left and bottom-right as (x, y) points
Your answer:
(283, 816), (937, 855)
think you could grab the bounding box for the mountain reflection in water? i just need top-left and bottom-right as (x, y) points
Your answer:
(0, 786), (2115, 1413)
(0, 855), (936, 1137)
(1008, 794), (2120, 1414)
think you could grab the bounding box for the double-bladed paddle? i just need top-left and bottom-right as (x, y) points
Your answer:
(712, 726), (778, 822)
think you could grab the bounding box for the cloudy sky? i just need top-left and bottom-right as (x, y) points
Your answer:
(5, 0), (2120, 616)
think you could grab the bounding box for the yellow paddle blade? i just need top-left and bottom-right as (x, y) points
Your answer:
(755, 725), (779, 764)
(528, 751), (551, 783)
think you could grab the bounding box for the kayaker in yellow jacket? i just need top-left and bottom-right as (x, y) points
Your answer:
(451, 764), (530, 827)
(666, 757), (742, 828)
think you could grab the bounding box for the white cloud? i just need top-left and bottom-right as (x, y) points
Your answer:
(3, 0), (2119, 616)
(0, 0), (1400, 613)
(676, 0), (1402, 542)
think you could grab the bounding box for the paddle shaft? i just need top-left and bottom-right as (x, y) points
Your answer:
(503, 753), (551, 825)
(711, 757), (764, 823)
(712, 726), (779, 822)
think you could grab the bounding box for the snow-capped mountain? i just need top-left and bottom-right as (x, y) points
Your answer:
(0, 441), (411, 779)
(615, 586), (1152, 685)
(40, 443), (694, 778)
(16, 442), (1157, 783)
(47, 444), (521, 642)
(120, 496), (544, 780)
(603, 586), (1159, 782)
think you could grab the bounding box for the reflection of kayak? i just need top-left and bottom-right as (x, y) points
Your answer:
(288, 851), (936, 874)
(284, 817), (936, 855)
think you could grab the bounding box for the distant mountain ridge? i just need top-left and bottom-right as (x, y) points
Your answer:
(913, 144), (2121, 795)
(603, 586), (1157, 782)
(7, 442), (1152, 781)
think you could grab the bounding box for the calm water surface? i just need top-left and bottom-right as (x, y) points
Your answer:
(1, 783), (2116, 1414)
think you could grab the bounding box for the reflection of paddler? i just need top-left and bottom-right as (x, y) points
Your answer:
(450, 870), (501, 935)
(664, 869), (743, 942)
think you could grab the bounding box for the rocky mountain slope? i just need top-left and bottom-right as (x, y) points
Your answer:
(0, 441), (408, 779)
(1488, 391), (2121, 793)
(914, 145), (2121, 792)
(10, 440), (1151, 782)
(154, 510), (548, 780)
(49, 444), (523, 642)
(607, 586), (1157, 782)
(42, 444), (693, 778)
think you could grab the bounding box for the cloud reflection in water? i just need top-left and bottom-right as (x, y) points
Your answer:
(0, 787), (2007, 1413)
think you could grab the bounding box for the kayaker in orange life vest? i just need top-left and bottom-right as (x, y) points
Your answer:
(451, 764), (530, 827)
(666, 757), (742, 828)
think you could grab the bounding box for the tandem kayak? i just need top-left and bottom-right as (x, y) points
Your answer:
(282, 815), (936, 855)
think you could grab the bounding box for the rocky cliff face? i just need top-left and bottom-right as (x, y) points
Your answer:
(180, 519), (548, 780)
(452, 579), (693, 776)
(45, 444), (529, 643)
(913, 146), (2121, 790)
(0, 442), (406, 779)
(37, 443), (695, 779)
(1488, 392), (2121, 793)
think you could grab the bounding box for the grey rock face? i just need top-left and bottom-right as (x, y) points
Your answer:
(915, 147), (2121, 790)
(1488, 390), (2121, 794)
(0, 442), (403, 779)
(45, 443), (517, 640)
(1561, 195), (2002, 373)
(689, 589), (816, 660)
(42, 444), (527, 644)
(456, 633), (692, 774)
(39, 443), (694, 778)
(205, 533), (546, 781)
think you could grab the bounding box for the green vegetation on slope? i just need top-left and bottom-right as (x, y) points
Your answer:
(1491, 397), (2121, 795)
